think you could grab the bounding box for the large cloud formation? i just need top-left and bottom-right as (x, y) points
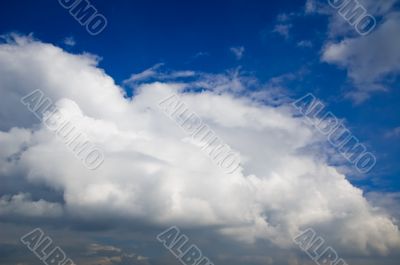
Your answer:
(0, 34), (399, 260)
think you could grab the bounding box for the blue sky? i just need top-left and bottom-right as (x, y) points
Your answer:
(2, 0), (398, 191)
(0, 1), (399, 265)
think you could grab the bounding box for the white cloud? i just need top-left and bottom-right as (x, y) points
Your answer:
(123, 63), (196, 87)
(63, 36), (76, 47)
(0, 193), (63, 218)
(82, 245), (150, 265)
(366, 192), (400, 222)
(193, 51), (209, 58)
(277, 13), (291, 22)
(87, 243), (122, 254)
(384, 126), (400, 138)
(271, 12), (296, 40)
(0, 34), (399, 259)
(273, 24), (292, 39)
(306, 0), (400, 103)
(123, 63), (165, 84)
(322, 12), (400, 103)
(230, 46), (245, 60)
(305, 0), (316, 14)
(297, 40), (313, 48)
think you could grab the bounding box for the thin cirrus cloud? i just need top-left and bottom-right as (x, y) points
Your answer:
(0, 34), (399, 264)
(123, 63), (196, 87)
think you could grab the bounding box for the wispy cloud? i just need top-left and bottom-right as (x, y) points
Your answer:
(63, 36), (76, 47)
(297, 40), (313, 48)
(229, 46), (245, 60)
(272, 23), (292, 39)
(123, 63), (196, 87)
(385, 126), (400, 138)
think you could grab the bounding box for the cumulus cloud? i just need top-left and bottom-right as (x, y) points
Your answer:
(0, 34), (399, 262)
(306, 0), (400, 103)
(366, 192), (400, 222)
(322, 12), (400, 103)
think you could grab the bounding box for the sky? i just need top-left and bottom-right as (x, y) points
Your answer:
(0, 0), (399, 265)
